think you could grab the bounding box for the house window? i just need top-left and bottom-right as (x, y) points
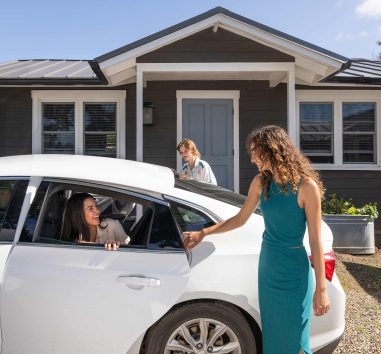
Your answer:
(343, 103), (376, 163)
(42, 103), (75, 154)
(300, 103), (334, 163)
(84, 103), (116, 157)
(297, 91), (380, 169)
(32, 91), (126, 158)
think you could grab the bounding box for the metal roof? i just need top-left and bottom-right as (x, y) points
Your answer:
(95, 6), (349, 63)
(0, 60), (108, 85)
(324, 59), (381, 84)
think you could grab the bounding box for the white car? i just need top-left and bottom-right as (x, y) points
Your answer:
(0, 154), (345, 354)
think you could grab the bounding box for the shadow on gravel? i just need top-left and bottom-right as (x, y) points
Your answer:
(343, 262), (381, 303)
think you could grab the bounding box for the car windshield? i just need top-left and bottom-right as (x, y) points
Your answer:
(174, 175), (261, 214)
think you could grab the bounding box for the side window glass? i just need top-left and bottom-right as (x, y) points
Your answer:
(0, 180), (28, 242)
(149, 204), (183, 249)
(169, 201), (215, 232)
(19, 181), (50, 242)
(26, 184), (154, 249)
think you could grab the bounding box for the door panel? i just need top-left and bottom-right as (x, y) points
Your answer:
(1, 245), (189, 354)
(183, 99), (233, 190)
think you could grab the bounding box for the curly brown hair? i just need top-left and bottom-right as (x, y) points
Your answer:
(246, 125), (325, 200)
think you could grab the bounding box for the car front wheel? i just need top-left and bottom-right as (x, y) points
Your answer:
(142, 302), (258, 354)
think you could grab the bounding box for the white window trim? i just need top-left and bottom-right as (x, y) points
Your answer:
(176, 90), (240, 193)
(32, 90), (126, 158)
(296, 90), (381, 170)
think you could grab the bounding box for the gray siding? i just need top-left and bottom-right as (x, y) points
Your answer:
(321, 170), (381, 246)
(1, 85), (380, 246)
(0, 88), (32, 156)
(137, 28), (294, 63)
(125, 80), (287, 187)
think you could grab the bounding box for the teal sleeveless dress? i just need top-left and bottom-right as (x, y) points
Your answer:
(259, 180), (313, 354)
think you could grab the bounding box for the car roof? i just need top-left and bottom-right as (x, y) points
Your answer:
(0, 154), (175, 193)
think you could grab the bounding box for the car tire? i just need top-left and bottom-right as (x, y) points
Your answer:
(142, 301), (258, 354)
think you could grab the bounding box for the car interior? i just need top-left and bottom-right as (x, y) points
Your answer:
(18, 180), (214, 251)
(35, 185), (155, 248)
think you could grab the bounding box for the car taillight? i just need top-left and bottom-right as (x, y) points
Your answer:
(309, 250), (336, 282)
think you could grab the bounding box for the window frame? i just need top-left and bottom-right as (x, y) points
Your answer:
(19, 178), (184, 252)
(32, 90), (126, 158)
(296, 90), (381, 170)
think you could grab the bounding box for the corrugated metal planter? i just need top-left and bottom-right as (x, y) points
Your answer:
(323, 215), (375, 254)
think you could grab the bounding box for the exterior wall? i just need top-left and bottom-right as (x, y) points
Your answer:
(0, 88), (33, 156)
(321, 170), (381, 247)
(125, 80), (288, 190)
(137, 28), (295, 63)
(1, 84), (381, 246)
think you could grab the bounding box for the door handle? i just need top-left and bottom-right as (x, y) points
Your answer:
(117, 276), (161, 288)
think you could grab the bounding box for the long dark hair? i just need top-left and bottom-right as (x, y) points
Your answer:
(61, 193), (96, 242)
(246, 125), (325, 200)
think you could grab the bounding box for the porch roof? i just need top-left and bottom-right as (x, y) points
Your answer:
(96, 7), (348, 86)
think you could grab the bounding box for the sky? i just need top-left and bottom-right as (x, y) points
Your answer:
(1, 0), (381, 63)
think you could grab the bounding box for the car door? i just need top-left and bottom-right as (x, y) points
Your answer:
(0, 179), (190, 354)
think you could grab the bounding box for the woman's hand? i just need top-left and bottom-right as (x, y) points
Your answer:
(104, 240), (120, 251)
(313, 288), (330, 316)
(183, 231), (204, 249)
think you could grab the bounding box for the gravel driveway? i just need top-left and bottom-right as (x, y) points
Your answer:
(333, 249), (380, 354)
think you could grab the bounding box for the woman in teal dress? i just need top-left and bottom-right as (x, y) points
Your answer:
(184, 125), (330, 353)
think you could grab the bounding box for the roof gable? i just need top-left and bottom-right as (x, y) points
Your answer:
(97, 7), (349, 86)
(137, 27), (294, 63)
(96, 7), (348, 64)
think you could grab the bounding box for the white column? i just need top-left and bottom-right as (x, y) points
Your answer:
(31, 96), (41, 153)
(287, 65), (296, 144)
(136, 65), (143, 161)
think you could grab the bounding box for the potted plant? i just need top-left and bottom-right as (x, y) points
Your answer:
(322, 194), (378, 254)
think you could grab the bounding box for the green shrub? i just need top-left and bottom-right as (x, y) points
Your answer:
(322, 194), (378, 220)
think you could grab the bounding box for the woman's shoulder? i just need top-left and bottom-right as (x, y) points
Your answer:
(249, 174), (263, 195)
(299, 177), (320, 197)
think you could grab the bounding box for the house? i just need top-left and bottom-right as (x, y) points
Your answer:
(1, 7), (380, 245)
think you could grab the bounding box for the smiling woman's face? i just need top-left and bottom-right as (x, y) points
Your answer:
(250, 145), (270, 172)
(83, 197), (100, 227)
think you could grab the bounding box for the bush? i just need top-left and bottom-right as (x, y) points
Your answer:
(322, 194), (379, 220)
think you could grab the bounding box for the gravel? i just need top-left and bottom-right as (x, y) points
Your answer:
(333, 248), (381, 354)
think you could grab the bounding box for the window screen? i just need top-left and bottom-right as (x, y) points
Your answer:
(84, 103), (116, 157)
(42, 103), (75, 154)
(300, 103), (334, 163)
(343, 103), (376, 163)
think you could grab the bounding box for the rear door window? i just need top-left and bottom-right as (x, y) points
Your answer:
(0, 180), (28, 242)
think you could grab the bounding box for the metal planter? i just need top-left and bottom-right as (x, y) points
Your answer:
(323, 215), (375, 254)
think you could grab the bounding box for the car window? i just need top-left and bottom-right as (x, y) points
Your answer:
(0, 180), (28, 242)
(169, 201), (215, 232)
(149, 203), (183, 249)
(20, 182), (157, 249)
(20, 181), (50, 242)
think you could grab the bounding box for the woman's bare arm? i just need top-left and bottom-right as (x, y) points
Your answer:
(300, 178), (330, 316)
(183, 174), (262, 249)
